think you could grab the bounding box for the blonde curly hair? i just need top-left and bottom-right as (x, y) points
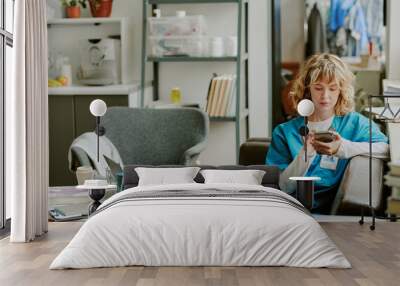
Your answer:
(290, 53), (355, 116)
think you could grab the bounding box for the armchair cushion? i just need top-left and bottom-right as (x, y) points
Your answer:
(101, 107), (209, 166)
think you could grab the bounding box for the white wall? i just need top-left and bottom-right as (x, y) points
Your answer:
(249, 0), (272, 138)
(280, 0), (304, 62)
(386, 0), (400, 79)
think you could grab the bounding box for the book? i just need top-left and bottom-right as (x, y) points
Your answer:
(383, 79), (400, 92)
(209, 76), (222, 116)
(205, 74), (218, 113)
(215, 76), (229, 117)
(226, 76), (237, 117)
(384, 174), (400, 187)
(220, 76), (234, 116)
(387, 196), (400, 214)
(204, 74), (237, 117)
(391, 187), (400, 200)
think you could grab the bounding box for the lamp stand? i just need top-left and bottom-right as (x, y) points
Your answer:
(96, 116), (100, 162)
(299, 117), (309, 162)
(304, 116), (308, 162)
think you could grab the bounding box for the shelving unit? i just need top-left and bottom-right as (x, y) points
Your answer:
(47, 16), (133, 85)
(140, 0), (249, 161)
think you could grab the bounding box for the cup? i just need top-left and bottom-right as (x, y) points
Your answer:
(225, 36), (238, 57)
(210, 37), (224, 57)
(76, 166), (95, 185)
(176, 10), (186, 17)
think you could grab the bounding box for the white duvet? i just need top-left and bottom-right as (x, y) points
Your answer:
(50, 183), (351, 269)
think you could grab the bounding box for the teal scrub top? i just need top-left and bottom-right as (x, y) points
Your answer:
(266, 112), (388, 203)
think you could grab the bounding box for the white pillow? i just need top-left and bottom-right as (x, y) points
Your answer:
(200, 169), (266, 185)
(135, 167), (201, 186)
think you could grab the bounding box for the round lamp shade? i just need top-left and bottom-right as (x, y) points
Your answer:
(297, 99), (315, 117)
(89, 99), (107, 117)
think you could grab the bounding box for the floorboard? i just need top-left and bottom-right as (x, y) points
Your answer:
(0, 221), (399, 286)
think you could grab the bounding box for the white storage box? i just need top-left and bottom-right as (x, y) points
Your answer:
(148, 15), (207, 37)
(149, 36), (208, 57)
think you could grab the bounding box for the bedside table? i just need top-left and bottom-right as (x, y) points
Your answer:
(289, 177), (321, 210)
(77, 185), (117, 215)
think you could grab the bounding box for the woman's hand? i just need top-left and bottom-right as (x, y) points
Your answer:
(312, 132), (342, 156)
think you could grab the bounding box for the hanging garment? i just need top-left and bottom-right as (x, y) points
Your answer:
(347, 0), (368, 56)
(329, 0), (354, 32)
(360, 0), (383, 49)
(306, 4), (327, 57)
(306, 0), (330, 27)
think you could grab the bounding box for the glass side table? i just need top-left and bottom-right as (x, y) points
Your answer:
(289, 177), (321, 210)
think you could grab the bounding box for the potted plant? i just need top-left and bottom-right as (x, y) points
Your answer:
(88, 0), (113, 18)
(61, 0), (87, 18)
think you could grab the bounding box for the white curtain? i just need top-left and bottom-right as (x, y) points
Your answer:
(7, 0), (49, 242)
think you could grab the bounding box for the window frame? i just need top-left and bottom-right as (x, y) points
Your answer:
(0, 0), (13, 232)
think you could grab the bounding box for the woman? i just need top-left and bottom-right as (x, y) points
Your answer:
(266, 53), (388, 213)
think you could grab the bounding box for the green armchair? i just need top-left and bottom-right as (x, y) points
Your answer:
(70, 107), (209, 171)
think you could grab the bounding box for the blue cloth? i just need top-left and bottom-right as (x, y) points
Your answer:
(329, 0), (369, 56)
(348, 1), (369, 56)
(266, 112), (388, 209)
(329, 0), (354, 32)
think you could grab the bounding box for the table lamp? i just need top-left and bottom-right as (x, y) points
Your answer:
(89, 99), (107, 162)
(297, 99), (315, 162)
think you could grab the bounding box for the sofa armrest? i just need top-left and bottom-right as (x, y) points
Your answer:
(330, 155), (384, 214)
(239, 138), (271, 166)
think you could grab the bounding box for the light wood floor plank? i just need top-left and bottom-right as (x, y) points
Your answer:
(0, 221), (399, 286)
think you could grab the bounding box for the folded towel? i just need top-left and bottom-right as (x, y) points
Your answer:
(68, 132), (123, 178)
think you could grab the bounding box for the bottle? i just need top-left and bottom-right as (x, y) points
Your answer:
(170, 87), (182, 104)
(59, 57), (72, 86)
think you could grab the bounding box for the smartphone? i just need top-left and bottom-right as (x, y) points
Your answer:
(314, 131), (335, 143)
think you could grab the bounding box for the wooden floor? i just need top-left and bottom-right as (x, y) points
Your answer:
(0, 221), (399, 286)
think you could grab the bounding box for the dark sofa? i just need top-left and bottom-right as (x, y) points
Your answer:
(122, 164), (280, 190)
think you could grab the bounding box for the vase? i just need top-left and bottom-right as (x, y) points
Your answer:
(89, 0), (113, 18)
(66, 6), (81, 18)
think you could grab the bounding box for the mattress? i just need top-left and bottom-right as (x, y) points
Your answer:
(50, 183), (351, 269)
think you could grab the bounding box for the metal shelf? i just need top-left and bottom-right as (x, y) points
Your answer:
(47, 17), (125, 26)
(147, 54), (248, 62)
(141, 0), (249, 162)
(210, 116), (236, 122)
(209, 109), (249, 122)
(149, 0), (242, 4)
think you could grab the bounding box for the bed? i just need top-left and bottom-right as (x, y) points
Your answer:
(50, 165), (351, 269)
